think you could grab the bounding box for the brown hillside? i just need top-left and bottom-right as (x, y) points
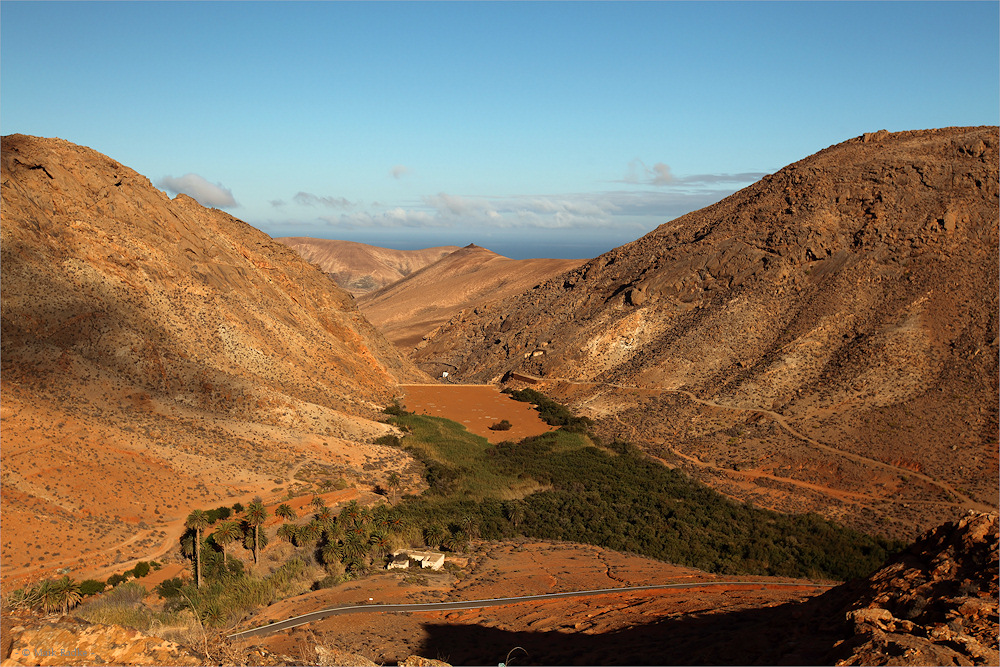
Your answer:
(415, 127), (1000, 538)
(358, 244), (583, 350)
(0, 134), (426, 586)
(274, 237), (460, 295)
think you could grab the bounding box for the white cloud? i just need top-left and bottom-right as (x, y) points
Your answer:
(651, 162), (675, 185)
(270, 199), (287, 207)
(293, 191), (354, 209)
(390, 165), (410, 179)
(621, 160), (766, 187)
(157, 173), (237, 208)
(321, 208), (440, 230)
(423, 192), (495, 217)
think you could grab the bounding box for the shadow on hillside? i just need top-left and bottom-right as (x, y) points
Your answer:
(417, 584), (859, 666)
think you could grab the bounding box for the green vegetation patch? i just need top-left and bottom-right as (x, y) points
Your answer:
(387, 397), (901, 581)
(388, 412), (540, 499)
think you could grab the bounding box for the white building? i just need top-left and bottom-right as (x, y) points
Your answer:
(387, 549), (446, 571)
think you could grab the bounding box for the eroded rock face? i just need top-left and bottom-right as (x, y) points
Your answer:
(1, 617), (203, 666)
(415, 127), (999, 537)
(831, 511), (999, 666)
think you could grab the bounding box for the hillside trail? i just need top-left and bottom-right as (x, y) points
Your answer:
(607, 410), (886, 506)
(530, 375), (990, 513)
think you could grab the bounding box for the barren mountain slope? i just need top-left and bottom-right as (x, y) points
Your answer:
(0, 134), (427, 586)
(275, 237), (460, 295)
(358, 244), (584, 350)
(416, 127), (999, 538)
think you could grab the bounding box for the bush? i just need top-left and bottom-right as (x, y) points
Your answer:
(79, 579), (106, 596)
(384, 403), (409, 416)
(106, 573), (127, 588)
(154, 577), (185, 599)
(505, 388), (594, 432)
(488, 419), (512, 431)
(206, 506), (232, 523)
(132, 561), (151, 578)
(375, 434), (402, 447)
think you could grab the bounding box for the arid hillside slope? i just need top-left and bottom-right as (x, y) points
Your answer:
(358, 244), (583, 350)
(416, 127), (999, 538)
(0, 134), (426, 585)
(275, 237), (460, 296)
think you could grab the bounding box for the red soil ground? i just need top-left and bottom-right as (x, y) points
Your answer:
(401, 384), (554, 443)
(242, 540), (829, 665)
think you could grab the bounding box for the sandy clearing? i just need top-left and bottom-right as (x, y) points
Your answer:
(401, 384), (554, 443)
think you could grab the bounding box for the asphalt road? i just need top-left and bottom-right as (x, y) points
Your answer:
(227, 580), (834, 640)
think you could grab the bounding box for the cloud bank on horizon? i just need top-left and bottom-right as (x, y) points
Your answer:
(259, 157), (765, 239)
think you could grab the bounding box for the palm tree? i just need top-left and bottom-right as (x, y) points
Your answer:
(370, 504), (390, 529)
(186, 509), (211, 588)
(424, 523), (447, 549)
(213, 520), (241, 566)
(505, 500), (526, 530)
(341, 532), (367, 561)
(311, 494), (326, 511)
(298, 520), (323, 546)
(385, 511), (406, 534)
(315, 505), (334, 525)
(443, 530), (469, 553)
(51, 576), (82, 615)
(274, 503), (297, 522)
(387, 471), (401, 504)
(320, 541), (343, 567)
(460, 514), (480, 540)
(34, 579), (57, 614)
(244, 497), (268, 565)
(340, 499), (362, 524)
(368, 530), (392, 561)
(277, 523), (299, 544)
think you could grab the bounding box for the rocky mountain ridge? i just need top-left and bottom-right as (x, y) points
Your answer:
(358, 244), (583, 350)
(274, 237), (461, 296)
(415, 127), (999, 538)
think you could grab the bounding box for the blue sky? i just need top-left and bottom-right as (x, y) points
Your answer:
(3, 2), (997, 259)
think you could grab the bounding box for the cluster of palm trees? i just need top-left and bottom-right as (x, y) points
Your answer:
(184, 497), (268, 588)
(5, 575), (82, 614)
(272, 495), (407, 576)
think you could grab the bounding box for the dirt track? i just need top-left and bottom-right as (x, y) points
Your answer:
(530, 374), (990, 513)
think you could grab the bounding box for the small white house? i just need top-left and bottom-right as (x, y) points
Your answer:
(387, 554), (409, 570)
(388, 549), (446, 571)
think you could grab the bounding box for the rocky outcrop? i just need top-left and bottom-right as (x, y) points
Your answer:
(415, 127), (999, 537)
(1, 617), (203, 666)
(830, 511), (999, 665)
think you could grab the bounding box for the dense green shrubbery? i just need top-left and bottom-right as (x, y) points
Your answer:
(79, 579), (106, 596)
(385, 393), (901, 581)
(503, 387), (594, 432)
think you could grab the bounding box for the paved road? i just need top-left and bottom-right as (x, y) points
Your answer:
(227, 581), (833, 640)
